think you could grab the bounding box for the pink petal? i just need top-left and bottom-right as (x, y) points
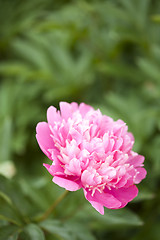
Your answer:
(53, 176), (81, 191)
(83, 189), (104, 214)
(121, 135), (134, 153)
(134, 168), (147, 184)
(43, 162), (64, 176)
(47, 106), (60, 125)
(94, 190), (121, 209)
(129, 155), (145, 167)
(36, 122), (54, 159)
(85, 189), (121, 210)
(81, 170), (94, 186)
(70, 102), (79, 111)
(116, 175), (128, 188)
(69, 128), (82, 145)
(60, 102), (73, 120)
(91, 201), (104, 215)
(113, 137), (123, 151)
(65, 158), (81, 176)
(110, 185), (138, 207)
(79, 103), (94, 117)
(128, 132), (134, 142)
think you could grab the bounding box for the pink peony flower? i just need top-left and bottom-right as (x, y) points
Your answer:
(36, 102), (147, 215)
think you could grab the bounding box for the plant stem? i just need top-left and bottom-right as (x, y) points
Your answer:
(37, 190), (69, 222)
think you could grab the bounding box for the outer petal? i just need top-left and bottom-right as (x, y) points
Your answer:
(91, 201), (104, 215)
(53, 176), (81, 191)
(129, 155), (145, 167)
(79, 103), (94, 117)
(85, 189), (121, 212)
(70, 102), (79, 111)
(127, 132), (135, 142)
(110, 185), (138, 208)
(47, 106), (60, 125)
(36, 122), (54, 159)
(134, 168), (147, 184)
(43, 162), (64, 176)
(83, 189), (104, 215)
(60, 102), (73, 120)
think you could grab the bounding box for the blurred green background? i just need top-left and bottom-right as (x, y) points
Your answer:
(0, 0), (160, 239)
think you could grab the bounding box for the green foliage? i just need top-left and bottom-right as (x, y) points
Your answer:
(0, 0), (160, 239)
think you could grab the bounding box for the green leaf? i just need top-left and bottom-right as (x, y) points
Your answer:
(40, 218), (96, 240)
(103, 208), (143, 227)
(40, 220), (73, 240)
(137, 58), (160, 83)
(0, 225), (19, 240)
(64, 221), (96, 240)
(0, 62), (30, 78)
(21, 224), (45, 240)
(12, 38), (51, 71)
(0, 175), (37, 217)
(133, 189), (155, 202)
(0, 191), (12, 205)
(0, 193), (22, 226)
(0, 117), (12, 162)
(75, 205), (143, 229)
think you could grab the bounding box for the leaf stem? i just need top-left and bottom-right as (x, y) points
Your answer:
(36, 190), (69, 222)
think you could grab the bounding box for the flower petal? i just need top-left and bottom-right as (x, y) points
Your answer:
(36, 122), (53, 159)
(83, 189), (104, 214)
(47, 106), (60, 125)
(53, 176), (81, 191)
(91, 201), (104, 215)
(79, 103), (94, 117)
(43, 162), (64, 176)
(129, 155), (145, 167)
(110, 185), (138, 207)
(85, 189), (121, 210)
(60, 102), (73, 120)
(134, 168), (147, 184)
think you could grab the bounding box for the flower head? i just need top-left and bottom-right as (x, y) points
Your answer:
(36, 102), (147, 214)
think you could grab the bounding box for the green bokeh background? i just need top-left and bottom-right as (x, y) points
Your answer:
(0, 0), (160, 239)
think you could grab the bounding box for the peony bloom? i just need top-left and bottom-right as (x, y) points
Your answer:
(36, 102), (147, 215)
